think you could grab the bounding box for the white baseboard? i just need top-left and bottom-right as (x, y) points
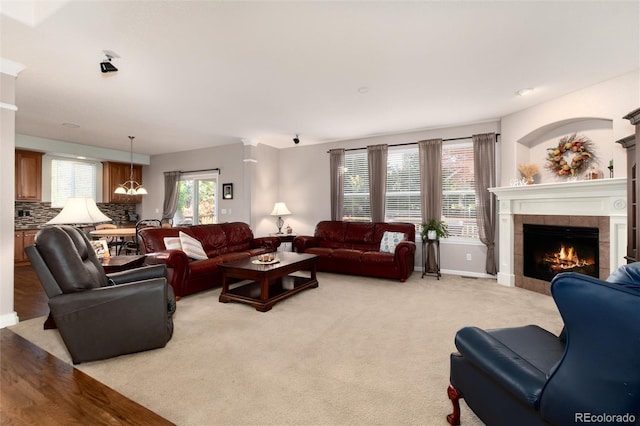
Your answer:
(413, 266), (496, 280)
(0, 311), (19, 328)
(440, 269), (497, 280)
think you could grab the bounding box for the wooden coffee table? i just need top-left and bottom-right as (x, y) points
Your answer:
(218, 252), (318, 312)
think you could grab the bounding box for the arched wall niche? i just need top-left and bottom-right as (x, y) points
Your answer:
(516, 117), (614, 184)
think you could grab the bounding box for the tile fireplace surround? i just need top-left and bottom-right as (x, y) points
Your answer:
(489, 178), (627, 295)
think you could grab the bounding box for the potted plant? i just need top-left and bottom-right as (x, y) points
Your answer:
(422, 218), (450, 240)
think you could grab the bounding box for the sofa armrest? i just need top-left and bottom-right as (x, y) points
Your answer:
(252, 236), (281, 251)
(294, 236), (318, 253)
(143, 250), (190, 297)
(394, 240), (415, 258)
(393, 240), (415, 280)
(144, 250), (189, 268)
(454, 326), (547, 408)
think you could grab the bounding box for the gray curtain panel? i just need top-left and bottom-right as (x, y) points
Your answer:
(419, 139), (442, 272)
(419, 139), (443, 223)
(472, 133), (497, 275)
(367, 144), (388, 223)
(329, 149), (345, 221)
(162, 171), (181, 222)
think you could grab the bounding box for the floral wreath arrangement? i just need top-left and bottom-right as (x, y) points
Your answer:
(545, 133), (595, 178)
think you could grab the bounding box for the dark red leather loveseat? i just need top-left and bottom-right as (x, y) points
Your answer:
(138, 222), (280, 298)
(293, 221), (416, 281)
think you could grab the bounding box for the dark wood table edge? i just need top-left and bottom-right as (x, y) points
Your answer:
(219, 254), (318, 312)
(99, 254), (146, 273)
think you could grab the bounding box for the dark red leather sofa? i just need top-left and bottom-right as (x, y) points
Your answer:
(293, 221), (416, 281)
(138, 222), (280, 298)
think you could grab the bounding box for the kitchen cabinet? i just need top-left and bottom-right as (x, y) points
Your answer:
(102, 161), (143, 204)
(15, 149), (43, 201)
(15, 229), (38, 264)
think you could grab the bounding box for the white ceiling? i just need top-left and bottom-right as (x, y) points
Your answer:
(1, 1), (638, 156)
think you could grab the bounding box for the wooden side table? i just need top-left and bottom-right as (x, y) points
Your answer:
(421, 238), (441, 279)
(270, 234), (297, 252)
(99, 255), (146, 274)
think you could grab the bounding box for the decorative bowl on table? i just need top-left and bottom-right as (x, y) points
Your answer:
(253, 253), (279, 264)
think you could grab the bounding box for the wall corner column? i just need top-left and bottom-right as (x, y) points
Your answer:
(242, 139), (258, 231)
(1, 59), (25, 328)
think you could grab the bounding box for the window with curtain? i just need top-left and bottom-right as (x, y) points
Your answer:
(174, 171), (218, 225)
(341, 141), (479, 239)
(51, 158), (97, 208)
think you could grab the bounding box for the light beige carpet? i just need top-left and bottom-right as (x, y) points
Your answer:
(10, 272), (563, 426)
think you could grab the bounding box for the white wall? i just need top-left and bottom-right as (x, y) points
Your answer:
(142, 143), (245, 224)
(501, 70), (639, 186)
(253, 143), (280, 236)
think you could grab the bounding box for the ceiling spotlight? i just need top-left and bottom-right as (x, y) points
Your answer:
(100, 50), (119, 73)
(293, 134), (300, 144)
(100, 59), (118, 73)
(516, 88), (534, 97)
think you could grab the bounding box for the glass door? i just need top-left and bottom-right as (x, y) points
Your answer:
(174, 174), (217, 225)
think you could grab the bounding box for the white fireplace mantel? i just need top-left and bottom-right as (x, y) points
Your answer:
(489, 177), (627, 287)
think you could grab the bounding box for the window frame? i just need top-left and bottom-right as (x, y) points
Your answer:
(384, 146), (421, 226)
(50, 156), (98, 208)
(173, 171), (219, 226)
(441, 139), (479, 241)
(342, 151), (371, 222)
(341, 141), (480, 241)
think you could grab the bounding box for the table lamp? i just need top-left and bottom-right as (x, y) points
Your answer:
(270, 202), (291, 234)
(46, 197), (112, 225)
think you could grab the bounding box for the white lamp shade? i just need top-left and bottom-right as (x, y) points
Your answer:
(46, 197), (113, 225)
(270, 202), (291, 216)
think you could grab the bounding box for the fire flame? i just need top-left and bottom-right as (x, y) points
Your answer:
(544, 244), (595, 271)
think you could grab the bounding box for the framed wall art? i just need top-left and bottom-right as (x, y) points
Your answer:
(222, 183), (233, 200)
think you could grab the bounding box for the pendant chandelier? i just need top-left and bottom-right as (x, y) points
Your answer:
(114, 136), (147, 195)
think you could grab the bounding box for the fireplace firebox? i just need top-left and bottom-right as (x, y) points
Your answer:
(523, 224), (599, 282)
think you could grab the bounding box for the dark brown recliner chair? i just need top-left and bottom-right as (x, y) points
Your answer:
(25, 225), (176, 364)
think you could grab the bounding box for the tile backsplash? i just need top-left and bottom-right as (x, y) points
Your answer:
(15, 202), (138, 229)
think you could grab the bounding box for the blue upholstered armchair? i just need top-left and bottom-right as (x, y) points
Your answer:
(447, 263), (640, 425)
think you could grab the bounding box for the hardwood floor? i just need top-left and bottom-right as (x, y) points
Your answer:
(13, 265), (49, 321)
(1, 266), (174, 425)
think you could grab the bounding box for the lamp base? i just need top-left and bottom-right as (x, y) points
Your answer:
(275, 216), (284, 235)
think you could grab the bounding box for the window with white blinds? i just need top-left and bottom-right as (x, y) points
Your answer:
(51, 158), (97, 208)
(442, 140), (478, 238)
(343, 151), (371, 221)
(385, 147), (421, 224)
(341, 140), (479, 239)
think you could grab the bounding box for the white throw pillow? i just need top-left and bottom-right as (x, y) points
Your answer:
(163, 237), (182, 251)
(178, 231), (208, 260)
(379, 231), (405, 254)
